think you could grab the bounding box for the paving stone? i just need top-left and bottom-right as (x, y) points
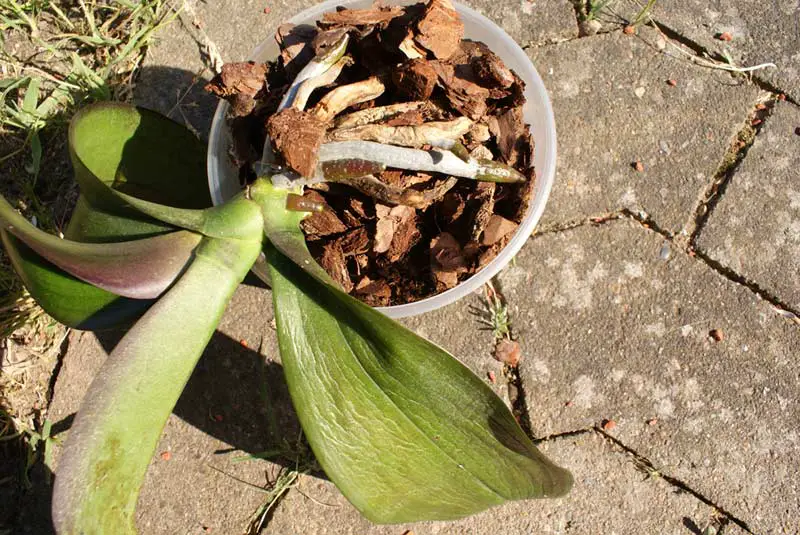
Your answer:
(697, 101), (800, 311)
(614, 0), (800, 102)
(499, 219), (800, 534)
(527, 27), (759, 232)
(462, 0), (578, 46)
(262, 431), (719, 534)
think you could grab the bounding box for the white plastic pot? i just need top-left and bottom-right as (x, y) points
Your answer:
(207, 0), (556, 318)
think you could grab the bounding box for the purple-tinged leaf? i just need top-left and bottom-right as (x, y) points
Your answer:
(1, 195), (201, 299)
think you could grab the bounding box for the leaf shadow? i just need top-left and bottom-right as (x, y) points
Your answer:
(92, 328), (310, 469)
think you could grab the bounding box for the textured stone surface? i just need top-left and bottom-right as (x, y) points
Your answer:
(462, 0), (578, 46)
(263, 432), (719, 535)
(501, 220), (800, 535)
(528, 27), (758, 232)
(614, 0), (800, 102)
(697, 101), (800, 311)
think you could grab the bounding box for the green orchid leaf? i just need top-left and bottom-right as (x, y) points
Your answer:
(1, 232), (152, 330)
(265, 244), (573, 523)
(0, 194), (172, 330)
(64, 195), (175, 244)
(68, 101), (212, 212)
(1, 195), (202, 299)
(52, 234), (262, 535)
(69, 103), (264, 240)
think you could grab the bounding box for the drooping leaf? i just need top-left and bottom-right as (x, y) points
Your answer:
(52, 234), (263, 534)
(1, 232), (152, 330)
(265, 242), (572, 523)
(1, 194), (172, 329)
(0, 194), (202, 299)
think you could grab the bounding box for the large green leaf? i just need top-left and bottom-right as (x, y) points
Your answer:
(1, 103), (218, 329)
(0, 194), (201, 299)
(265, 248), (572, 524)
(51, 234), (262, 534)
(68, 102), (212, 212)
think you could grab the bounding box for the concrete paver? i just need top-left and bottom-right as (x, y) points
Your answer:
(697, 101), (800, 311)
(500, 220), (800, 535)
(262, 432), (719, 535)
(528, 27), (759, 232)
(616, 0), (800, 102)
(37, 0), (800, 533)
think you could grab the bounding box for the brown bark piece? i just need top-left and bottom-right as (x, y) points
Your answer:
(300, 191), (348, 238)
(354, 277), (392, 307)
(472, 50), (515, 89)
(477, 232), (513, 268)
(205, 62), (268, 98)
(393, 59), (438, 100)
(386, 205), (420, 262)
(430, 61), (489, 120)
(266, 108), (325, 178)
(320, 241), (353, 293)
(415, 0), (464, 60)
(321, 6), (403, 27)
(481, 215), (518, 246)
(470, 182), (496, 242)
(487, 107), (532, 168)
(430, 232), (467, 291)
(335, 227), (370, 256)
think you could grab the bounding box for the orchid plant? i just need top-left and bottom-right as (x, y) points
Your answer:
(0, 101), (571, 534)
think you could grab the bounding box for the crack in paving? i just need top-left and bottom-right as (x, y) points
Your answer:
(531, 425), (753, 534)
(531, 211), (800, 322)
(685, 94), (778, 247)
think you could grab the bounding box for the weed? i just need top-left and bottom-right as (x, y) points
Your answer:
(470, 280), (511, 340)
(214, 434), (320, 534)
(585, 0), (615, 22)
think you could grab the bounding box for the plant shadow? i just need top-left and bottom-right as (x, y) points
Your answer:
(93, 328), (307, 466)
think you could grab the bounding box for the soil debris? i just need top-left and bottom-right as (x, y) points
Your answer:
(493, 338), (520, 367)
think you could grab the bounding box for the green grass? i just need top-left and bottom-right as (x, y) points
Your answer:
(0, 0), (174, 338)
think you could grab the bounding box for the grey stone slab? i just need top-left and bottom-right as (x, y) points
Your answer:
(527, 27), (759, 232)
(461, 0), (578, 46)
(262, 432), (719, 534)
(614, 0), (800, 102)
(697, 101), (800, 312)
(500, 219), (800, 534)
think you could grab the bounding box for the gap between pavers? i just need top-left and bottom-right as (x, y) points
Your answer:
(527, 26), (759, 234)
(696, 100), (800, 313)
(499, 218), (799, 535)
